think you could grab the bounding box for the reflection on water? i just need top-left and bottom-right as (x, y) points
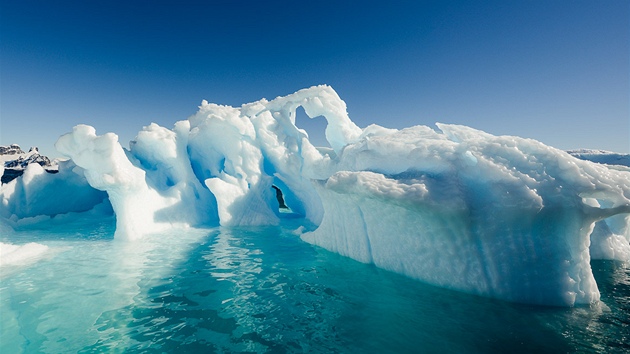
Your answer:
(1, 219), (629, 353)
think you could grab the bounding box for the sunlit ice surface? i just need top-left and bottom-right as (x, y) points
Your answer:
(3, 85), (628, 307)
(1, 217), (629, 353)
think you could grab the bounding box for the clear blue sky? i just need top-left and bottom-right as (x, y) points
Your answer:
(1, 0), (628, 156)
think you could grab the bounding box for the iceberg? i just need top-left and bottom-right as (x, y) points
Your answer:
(1, 85), (629, 306)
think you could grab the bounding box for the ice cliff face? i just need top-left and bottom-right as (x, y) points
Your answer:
(2, 85), (629, 306)
(305, 125), (630, 305)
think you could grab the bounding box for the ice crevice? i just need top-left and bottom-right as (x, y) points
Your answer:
(2, 85), (630, 306)
(357, 204), (374, 265)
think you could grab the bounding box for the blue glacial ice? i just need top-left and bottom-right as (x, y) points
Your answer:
(2, 85), (629, 306)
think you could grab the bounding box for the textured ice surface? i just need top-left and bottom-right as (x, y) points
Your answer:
(303, 125), (630, 305)
(1, 85), (629, 305)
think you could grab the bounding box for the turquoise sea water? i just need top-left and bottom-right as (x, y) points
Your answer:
(1, 217), (629, 353)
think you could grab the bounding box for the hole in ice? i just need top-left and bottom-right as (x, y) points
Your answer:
(272, 185), (288, 209)
(294, 106), (330, 148)
(271, 184), (302, 218)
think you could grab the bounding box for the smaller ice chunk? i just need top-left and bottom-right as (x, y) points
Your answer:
(591, 228), (630, 261)
(587, 198), (630, 261)
(0, 242), (48, 267)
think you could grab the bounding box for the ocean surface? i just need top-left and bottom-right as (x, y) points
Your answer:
(1, 216), (629, 353)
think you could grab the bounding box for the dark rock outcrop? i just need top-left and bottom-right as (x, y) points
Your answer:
(0, 144), (25, 156)
(1, 145), (56, 184)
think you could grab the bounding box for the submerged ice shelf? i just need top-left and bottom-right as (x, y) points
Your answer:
(2, 85), (629, 306)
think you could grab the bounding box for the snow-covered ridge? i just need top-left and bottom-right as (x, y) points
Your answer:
(0, 144), (26, 156)
(2, 85), (630, 307)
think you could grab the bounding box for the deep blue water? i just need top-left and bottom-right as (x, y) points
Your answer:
(1, 217), (629, 353)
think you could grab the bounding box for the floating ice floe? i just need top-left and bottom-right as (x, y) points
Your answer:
(0, 242), (48, 268)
